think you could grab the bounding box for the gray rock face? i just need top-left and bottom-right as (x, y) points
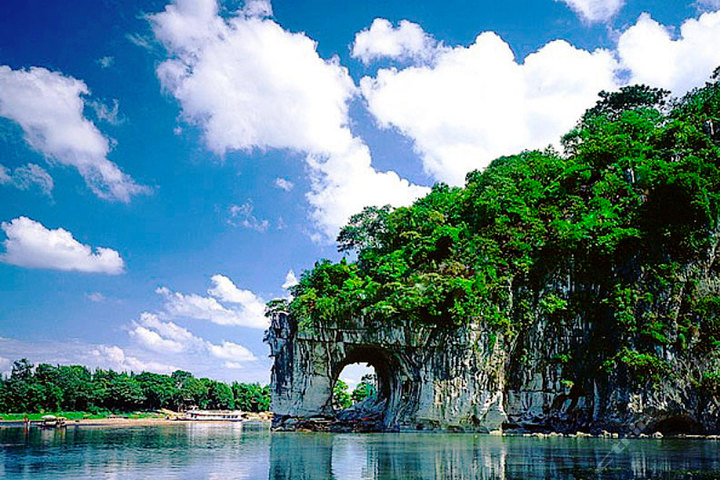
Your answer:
(265, 300), (720, 433)
(265, 312), (509, 432)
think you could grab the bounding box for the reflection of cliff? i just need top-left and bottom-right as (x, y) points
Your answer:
(269, 434), (334, 480)
(4, 426), (720, 479)
(268, 433), (511, 480)
(267, 434), (720, 480)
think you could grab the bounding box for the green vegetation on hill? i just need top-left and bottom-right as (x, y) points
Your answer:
(277, 70), (720, 389)
(0, 358), (270, 414)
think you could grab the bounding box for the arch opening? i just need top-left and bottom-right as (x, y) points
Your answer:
(334, 363), (378, 410)
(330, 346), (397, 428)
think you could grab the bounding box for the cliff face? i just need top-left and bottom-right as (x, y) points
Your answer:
(266, 252), (720, 434)
(503, 252), (720, 434)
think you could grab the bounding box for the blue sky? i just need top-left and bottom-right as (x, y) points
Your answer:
(1, 0), (719, 385)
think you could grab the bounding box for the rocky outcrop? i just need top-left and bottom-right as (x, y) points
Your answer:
(265, 312), (509, 432)
(265, 275), (720, 434)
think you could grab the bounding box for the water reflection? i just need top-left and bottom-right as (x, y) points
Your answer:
(1, 425), (720, 479)
(272, 433), (720, 480)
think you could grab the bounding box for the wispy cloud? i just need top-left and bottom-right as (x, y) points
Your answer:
(87, 292), (106, 303)
(157, 274), (269, 329)
(88, 99), (123, 125)
(274, 177), (294, 191)
(0, 163), (53, 196)
(228, 202), (270, 232)
(96, 56), (115, 69)
(0, 337), (177, 376)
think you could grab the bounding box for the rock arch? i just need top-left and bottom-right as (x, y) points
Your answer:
(265, 311), (720, 433)
(265, 312), (509, 432)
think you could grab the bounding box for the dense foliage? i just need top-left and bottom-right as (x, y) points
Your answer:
(0, 359), (270, 414)
(332, 374), (378, 410)
(283, 72), (720, 388)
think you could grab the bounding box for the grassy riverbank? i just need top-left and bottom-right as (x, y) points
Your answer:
(0, 411), (164, 422)
(0, 410), (273, 427)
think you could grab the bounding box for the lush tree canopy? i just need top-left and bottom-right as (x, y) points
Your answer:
(281, 75), (720, 388)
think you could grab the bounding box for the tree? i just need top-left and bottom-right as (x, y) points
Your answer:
(332, 379), (351, 410)
(206, 380), (234, 409)
(0, 359), (271, 414)
(107, 374), (145, 412)
(136, 372), (178, 410)
(337, 205), (392, 253)
(11, 358), (34, 381)
(176, 376), (207, 410)
(581, 84), (670, 123)
(351, 374), (377, 404)
(231, 382), (270, 412)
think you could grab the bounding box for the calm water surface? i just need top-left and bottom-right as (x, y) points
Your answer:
(1, 424), (720, 479)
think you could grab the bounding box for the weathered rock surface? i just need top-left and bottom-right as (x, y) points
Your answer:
(266, 312), (509, 432)
(265, 292), (720, 433)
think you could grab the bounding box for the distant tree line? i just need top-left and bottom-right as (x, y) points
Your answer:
(332, 374), (377, 410)
(0, 359), (270, 414)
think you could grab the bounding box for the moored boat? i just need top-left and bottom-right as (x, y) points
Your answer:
(38, 415), (67, 429)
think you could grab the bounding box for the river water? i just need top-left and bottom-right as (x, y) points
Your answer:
(1, 424), (719, 479)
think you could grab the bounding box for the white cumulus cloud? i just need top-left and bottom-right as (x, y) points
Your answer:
(557, 0), (624, 23)
(360, 33), (618, 185)
(151, 0), (427, 239)
(92, 345), (177, 374)
(357, 10), (720, 187)
(130, 325), (186, 354)
(0, 216), (125, 274)
(207, 274), (268, 328)
(352, 18), (438, 64)
(129, 312), (258, 364)
(0, 66), (147, 202)
(156, 274), (269, 328)
(207, 341), (256, 361)
(156, 286), (245, 326)
(617, 11), (720, 95)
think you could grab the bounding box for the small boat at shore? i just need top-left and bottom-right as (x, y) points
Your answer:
(182, 410), (245, 421)
(38, 415), (67, 429)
